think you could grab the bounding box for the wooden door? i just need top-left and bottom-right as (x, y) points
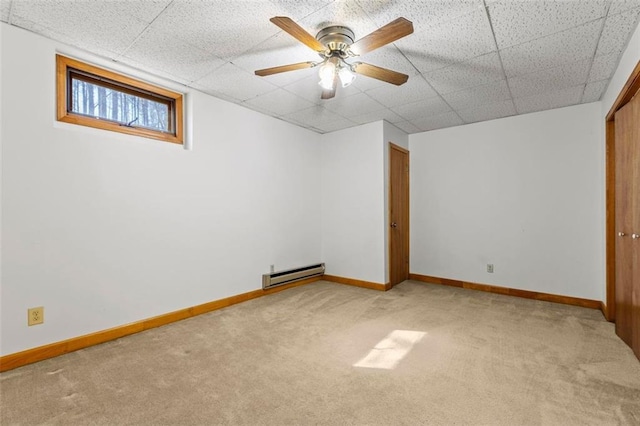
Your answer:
(615, 92), (640, 359)
(390, 143), (409, 287)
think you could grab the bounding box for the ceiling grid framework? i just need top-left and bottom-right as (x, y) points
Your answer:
(2, 0), (639, 134)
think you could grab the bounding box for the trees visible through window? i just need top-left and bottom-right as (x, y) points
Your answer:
(57, 55), (183, 144)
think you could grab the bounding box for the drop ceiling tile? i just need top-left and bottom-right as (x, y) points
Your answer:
(193, 63), (278, 102)
(299, 0), (377, 44)
(322, 92), (386, 118)
(442, 79), (511, 110)
(314, 118), (359, 133)
(284, 75), (362, 104)
(488, 0), (608, 49)
(457, 99), (516, 123)
(268, 0), (335, 20)
(231, 30), (322, 86)
(244, 88), (315, 117)
(588, 52), (621, 82)
(410, 111), (464, 132)
(393, 120), (421, 134)
(1, 0), (11, 22)
(147, 1), (281, 60)
(10, 0), (169, 54)
(582, 79), (609, 103)
(355, 46), (420, 78)
(500, 20), (602, 78)
(283, 105), (344, 126)
(357, 0), (483, 29)
(401, 9), (496, 73)
(514, 85), (584, 115)
(424, 51), (504, 94)
(595, 7), (640, 56)
(509, 59), (591, 98)
(391, 97), (452, 121)
(365, 75), (438, 108)
(609, 0), (640, 15)
(349, 108), (405, 125)
(123, 26), (225, 83)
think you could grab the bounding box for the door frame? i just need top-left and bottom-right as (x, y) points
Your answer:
(389, 142), (410, 287)
(605, 60), (640, 322)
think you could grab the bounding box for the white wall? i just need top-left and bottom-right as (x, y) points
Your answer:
(409, 103), (605, 301)
(0, 24), (322, 355)
(602, 18), (640, 116)
(320, 121), (386, 284)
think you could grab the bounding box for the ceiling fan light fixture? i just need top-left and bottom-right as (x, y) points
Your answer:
(338, 65), (356, 88)
(318, 60), (336, 90)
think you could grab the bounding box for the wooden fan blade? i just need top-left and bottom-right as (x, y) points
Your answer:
(349, 17), (414, 56)
(353, 62), (409, 86)
(270, 17), (326, 52)
(255, 61), (315, 77)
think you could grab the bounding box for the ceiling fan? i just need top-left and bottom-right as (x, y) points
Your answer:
(255, 17), (414, 99)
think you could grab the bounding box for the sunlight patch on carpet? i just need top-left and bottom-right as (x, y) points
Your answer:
(353, 330), (426, 370)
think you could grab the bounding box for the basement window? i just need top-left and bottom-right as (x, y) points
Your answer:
(56, 55), (183, 144)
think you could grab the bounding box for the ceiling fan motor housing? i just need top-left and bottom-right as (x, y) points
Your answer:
(316, 26), (355, 56)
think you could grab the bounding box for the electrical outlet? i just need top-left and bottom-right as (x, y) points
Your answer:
(270, 264), (275, 273)
(487, 264), (494, 273)
(28, 307), (44, 326)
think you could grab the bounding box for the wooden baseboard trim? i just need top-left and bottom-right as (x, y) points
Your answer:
(0, 277), (320, 373)
(322, 274), (391, 291)
(408, 273), (602, 310)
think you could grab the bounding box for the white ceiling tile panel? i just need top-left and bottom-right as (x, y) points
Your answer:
(457, 99), (516, 123)
(595, 6), (640, 56)
(365, 76), (438, 108)
(355, 46), (420, 77)
(193, 63), (278, 102)
(500, 20), (602, 78)
(357, 0), (483, 29)
(349, 108), (405, 125)
(410, 111), (464, 132)
(322, 92), (386, 118)
(391, 97), (452, 121)
(230, 31), (322, 86)
(283, 75), (361, 104)
(1, 0), (11, 22)
(268, 0), (335, 20)
(442, 79), (511, 110)
(609, 0), (640, 15)
(146, 1), (282, 60)
(123, 26), (225, 83)
(244, 88), (315, 117)
(392, 120), (422, 134)
(509, 59), (591, 98)
(588, 51), (622, 82)
(582, 79), (609, 102)
(313, 118), (359, 133)
(299, 0), (377, 43)
(488, 0), (608, 49)
(423, 51), (504, 94)
(10, 0), (171, 55)
(402, 9), (496, 73)
(514, 85), (584, 115)
(282, 105), (354, 130)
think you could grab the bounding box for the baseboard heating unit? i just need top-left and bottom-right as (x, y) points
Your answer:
(262, 263), (325, 290)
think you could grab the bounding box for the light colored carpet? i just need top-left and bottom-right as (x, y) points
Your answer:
(1, 280), (640, 425)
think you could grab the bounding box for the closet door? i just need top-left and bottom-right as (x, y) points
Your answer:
(615, 92), (640, 359)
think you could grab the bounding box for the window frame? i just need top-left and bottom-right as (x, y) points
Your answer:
(56, 55), (184, 145)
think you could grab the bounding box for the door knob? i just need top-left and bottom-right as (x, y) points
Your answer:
(618, 232), (626, 237)
(390, 222), (397, 228)
(633, 234), (640, 239)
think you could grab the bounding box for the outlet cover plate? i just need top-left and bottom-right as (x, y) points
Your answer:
(28, 307), (44, 326)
